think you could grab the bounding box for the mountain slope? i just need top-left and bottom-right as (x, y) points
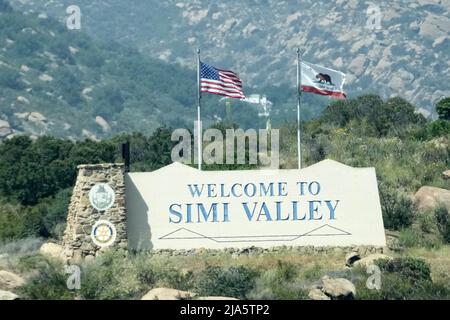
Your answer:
(10, 0), (449, 115)
(0, 1), (268, 140)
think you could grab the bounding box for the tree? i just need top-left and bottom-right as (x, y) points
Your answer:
(0, 0), (13, 12)
(436, 97), (450, 120)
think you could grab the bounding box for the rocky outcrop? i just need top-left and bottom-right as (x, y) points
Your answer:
(95, 116), (111, 133)
(321, 276), (356, 299)
(309, 276), (356, 300)
(442, 170), (450, 180)
(308, 288), (331, 300)
(141, 288), (196, 300)
(28, 112), (46, 124)
(353, 254), (392, 268)
(0, 270), (25, 290)
(0, 120), (12, 138)
(11, 0), (450, 114)
(196, 296), (239, 300)
(40, 242), (63, 259)
(414, 186), (450, 212)
(0, 290), (19, 300)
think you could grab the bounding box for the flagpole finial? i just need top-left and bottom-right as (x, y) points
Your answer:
(197, 48), (200, 54)
(296, 47), (300, 55)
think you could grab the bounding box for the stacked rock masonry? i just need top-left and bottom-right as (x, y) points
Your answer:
(62, 163), (128, 262)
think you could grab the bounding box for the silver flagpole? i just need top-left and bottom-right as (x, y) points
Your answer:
(296, 48), (302, 169)
(197, 48), (202, 170)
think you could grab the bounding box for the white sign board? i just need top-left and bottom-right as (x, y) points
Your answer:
(125, 159), (386, 250)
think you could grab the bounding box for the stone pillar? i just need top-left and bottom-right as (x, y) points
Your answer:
(62, 163), (128, 262)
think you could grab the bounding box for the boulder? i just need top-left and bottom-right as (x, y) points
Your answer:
(353, 254), (392, 268)
(0, 119), (12, 138)
(17, 96), (30, 104)
(0, 270), (25, 290)
(443, 170), (450, 180)
(308, 288), (331, 300)
(95, 116), (111, 132)
(40, 243), (63, 259)
(414, 186), (450, 212)
(196, 296), (239, 300)
(28, 112), (47, 124)
(20, 64), (30, 73)
(321, 276), (356, 299)
(141, 288), (196, 300)
(345, 252), (361, 267)
(0, 290), (18, 300)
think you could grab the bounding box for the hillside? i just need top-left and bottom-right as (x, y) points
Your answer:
(0, 94), (449, 300)
(0, 0), (273, 141)
(9, 0), (450, 115)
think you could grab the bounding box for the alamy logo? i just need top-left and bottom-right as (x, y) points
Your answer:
(66, 5), (81, 30)
(171, 122), (280, 169)
(366, 264), (382, 290)
(65, 265), (81, 290)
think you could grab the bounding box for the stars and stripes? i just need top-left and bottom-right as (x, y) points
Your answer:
(200, 62), (245, 99)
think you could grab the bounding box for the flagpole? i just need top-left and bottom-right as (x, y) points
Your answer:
(296, 48), (302, 169)
(197, 48), (202, 170)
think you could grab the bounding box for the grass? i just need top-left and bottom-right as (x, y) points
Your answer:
(1, 244), (449, 300)
(403, 246), (450, 285)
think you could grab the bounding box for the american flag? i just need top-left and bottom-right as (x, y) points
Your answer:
(200, 61), (245, 99)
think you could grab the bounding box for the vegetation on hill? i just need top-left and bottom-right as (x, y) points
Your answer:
(0, 93), (449, 300)
(9, 0), (450, 114)
(0, 94), (449, 244)
(0, 0), (330, 140)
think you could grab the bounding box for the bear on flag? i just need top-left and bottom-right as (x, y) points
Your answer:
(301, 61), (346, 99)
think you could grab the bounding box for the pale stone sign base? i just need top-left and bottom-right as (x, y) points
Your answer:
(126, 160), (386, 251)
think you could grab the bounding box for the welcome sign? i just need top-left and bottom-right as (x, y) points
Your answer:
(125, 159), (386, 250)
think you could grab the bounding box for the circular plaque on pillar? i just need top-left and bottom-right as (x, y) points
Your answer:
(89, 183), (115, 211)
(91, 220), (117, 248)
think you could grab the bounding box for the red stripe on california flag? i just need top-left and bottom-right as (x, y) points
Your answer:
(301, 85), (347, 99)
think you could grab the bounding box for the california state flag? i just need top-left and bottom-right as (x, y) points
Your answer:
(301, 61), (347, 99)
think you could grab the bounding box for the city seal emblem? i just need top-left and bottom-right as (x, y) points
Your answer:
(89, 183), (115, 211)
(91, 220), (117, 248)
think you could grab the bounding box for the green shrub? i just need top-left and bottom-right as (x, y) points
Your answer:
(133, 255), (156, 287)
(19, 256), (75, 300)
(195, 265), (258, 299)
(80, 251), (141, 300)
(0, 203), (27, 240)
(248, 261), (308, 300)
(435, 207), (450, 244)
(356, 272), (450, 300)
(154, 266), (194, 291)
(379, 184), (416, 230)
(0, 237), (42, 256)
(398, 228), (441, 249)
(354, 257), (450, 299)
(377, 257), (432, 282)
(436, 97), (450, 120)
